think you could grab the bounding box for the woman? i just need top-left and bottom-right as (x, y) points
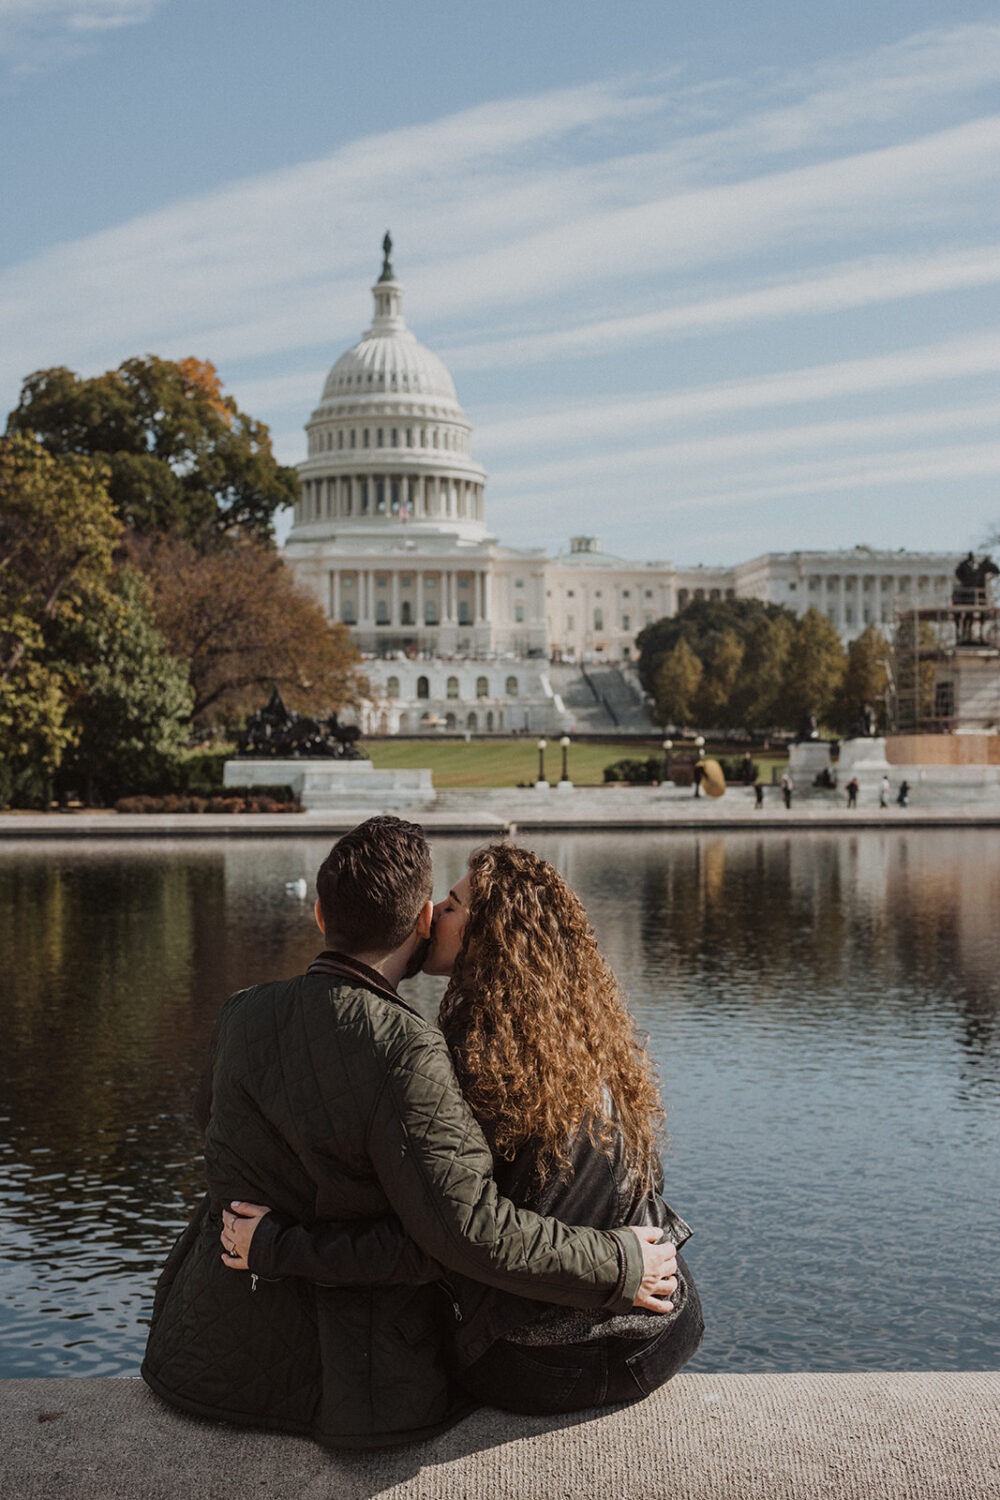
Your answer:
(224, 844), (702, 1414)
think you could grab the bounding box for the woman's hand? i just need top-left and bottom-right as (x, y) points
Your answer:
(220, 1201), (271, 1272)
(628, 1226), (678, 1313)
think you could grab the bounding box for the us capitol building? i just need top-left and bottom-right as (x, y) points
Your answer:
(285, 238), (960, 734)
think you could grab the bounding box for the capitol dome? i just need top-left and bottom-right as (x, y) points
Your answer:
(318, 235), (459, 409)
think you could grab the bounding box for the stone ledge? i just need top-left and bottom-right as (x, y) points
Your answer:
(2, 1372), (997, 1499)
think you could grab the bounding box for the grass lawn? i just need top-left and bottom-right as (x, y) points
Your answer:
(363, 738), (655, 788)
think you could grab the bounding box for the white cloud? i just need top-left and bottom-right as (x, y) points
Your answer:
(0, 0), (162, 48)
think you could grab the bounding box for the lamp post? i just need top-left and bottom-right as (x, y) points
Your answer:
(694, 735), (706, 798)
(661, 738), (673, 785)
(559, 735), (571, 786)
(536, 737), (548, 788)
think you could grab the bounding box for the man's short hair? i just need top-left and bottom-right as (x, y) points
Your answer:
(316, 816), (432, 955)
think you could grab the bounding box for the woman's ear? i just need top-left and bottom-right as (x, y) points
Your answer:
(416, 899), (433, 939)
(314, 898), (326, 936)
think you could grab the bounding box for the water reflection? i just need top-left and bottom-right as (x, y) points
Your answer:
(0, 830), (997, 1376)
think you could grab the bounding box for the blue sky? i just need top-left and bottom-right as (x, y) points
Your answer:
(2, 1), (998, 564)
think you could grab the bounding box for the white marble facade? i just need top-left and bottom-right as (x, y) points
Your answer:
(284, 240), (964, 732)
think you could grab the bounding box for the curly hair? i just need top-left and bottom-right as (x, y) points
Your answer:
(438, 843), (664, 1188)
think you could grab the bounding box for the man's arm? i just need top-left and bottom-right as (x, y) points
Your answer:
(239, 1209), (440, 1286)
(366, 1029), (670, 1313)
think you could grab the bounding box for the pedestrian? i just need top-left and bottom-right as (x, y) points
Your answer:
(846, 777), (859, 809)
(754, 779), (765, 809)
(693, 760), (704, 799)
(780, 771), (793, 809)
(896, 779), (910, 807)
(879, 774), (891, 808)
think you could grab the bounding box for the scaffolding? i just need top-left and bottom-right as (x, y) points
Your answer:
(887, 590), (1000, 733)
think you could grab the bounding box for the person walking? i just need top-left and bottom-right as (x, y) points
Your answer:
(879, 774), (891, 808)
(846, 777), (859, 808)
(780, 770), (793, 809)
(896, 779), (910, 807)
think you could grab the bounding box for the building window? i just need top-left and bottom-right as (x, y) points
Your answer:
(446, 676), (459, 699)
(514, 604), (524, 622)
(416, 676), (430, 700)
(386, 676), (400, 699)
(376, 601), (389, 625)
(678, 590), (689, 608)
(505, 676), (518, 697)
(342, 602), (357, 625)
(424, 602), (438, 625)
(400, 601), (413, 626)
(567, 590), (575, 598)
(476, 676), (489, 699)
(445, 712), (456, 730)
(935, 681), (955, 720)
(466, 711), (478, 730)
(594, 608), (603, 630)
(644, 589), (653, 599)
(458, 601), (471, 625)
(515, 578), (524, 588)
(622, 589), (630, 598)
(622, 614), (630, 630)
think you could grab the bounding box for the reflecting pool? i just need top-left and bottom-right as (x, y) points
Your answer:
(1, 829), (998, 1376)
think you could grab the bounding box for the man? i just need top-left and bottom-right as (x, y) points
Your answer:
(142, 817), (677, 1450)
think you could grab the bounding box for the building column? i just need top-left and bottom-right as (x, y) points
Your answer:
(329, 570), (340, 622)
(391, 570), (400, 626)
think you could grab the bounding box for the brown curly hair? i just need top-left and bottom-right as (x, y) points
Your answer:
(438, 843), (664, 1187)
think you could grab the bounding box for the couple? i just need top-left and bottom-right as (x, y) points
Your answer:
(142, 817), (702, 1450)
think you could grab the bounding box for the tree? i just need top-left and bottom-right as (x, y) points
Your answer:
(652, 638), (703, 726)
(0, 435), (122, 804)
(638, 596), (799, 731)
(833, 625), (889, 734)
(6, 357), (298, 545)
(134, 535), (365, 725)
(776, 608), (847, 732)
(694, 628), (744, 726)
(57, 568), (194, 804)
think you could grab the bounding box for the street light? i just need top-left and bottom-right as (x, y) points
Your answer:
(537, 737), (548, 786)
(560, 735), (571, 783)
(661, 738), (673, 784)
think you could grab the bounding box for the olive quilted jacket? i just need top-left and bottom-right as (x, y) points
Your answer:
(141, 954), (643, 1449)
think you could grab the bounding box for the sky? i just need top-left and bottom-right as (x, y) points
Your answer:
(2, 1), (998, 566)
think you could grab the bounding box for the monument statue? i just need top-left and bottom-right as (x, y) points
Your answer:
(845, 701), (877, 740)
(236, 687), (362, 759)
(952, 552), (998, 645)
(795, 712), (819, 743)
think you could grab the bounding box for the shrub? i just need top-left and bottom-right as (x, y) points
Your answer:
(603, 757), (661, 785)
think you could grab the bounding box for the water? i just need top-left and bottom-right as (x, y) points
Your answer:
(1, 830), (997, 1377)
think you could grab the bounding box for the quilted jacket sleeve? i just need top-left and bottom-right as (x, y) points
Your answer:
(367, 1028), (643, 1312)
(247, 1211), (440, 1286)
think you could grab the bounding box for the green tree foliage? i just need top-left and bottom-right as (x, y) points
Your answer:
(6, 357), (298, 544)
(134, 534), (365, 726)
(832, 625), (889, 734)
(776, 608), (847, 732)
(0, 435), (121, 803)
(637, 596), (801, 731)
(652, 637), (703, 726)
(57, 568), (194, 804)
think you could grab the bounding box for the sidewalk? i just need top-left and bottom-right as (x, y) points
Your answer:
(3, 784), (1000, 839)
(2, 1372), (997, 1499)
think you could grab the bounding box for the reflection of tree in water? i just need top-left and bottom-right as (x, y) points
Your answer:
(558, 831), (998, 1091)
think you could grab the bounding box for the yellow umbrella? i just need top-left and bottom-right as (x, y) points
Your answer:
(698, 758), (727, 798)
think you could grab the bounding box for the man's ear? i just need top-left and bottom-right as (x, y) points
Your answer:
(415, 899), (433, 939)
(314, 898), (326, 936)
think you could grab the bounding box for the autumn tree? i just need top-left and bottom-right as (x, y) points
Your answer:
(6, 357), (298, 545)
(652, 638), (703, 726)
(56, 568), (193, 804)
(832, 625), (889, 734)
(775, 608), (847, 732)
(134, 535), (365, 725)
(0, 436), (120, 803)
(0, 436), (192, 806)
